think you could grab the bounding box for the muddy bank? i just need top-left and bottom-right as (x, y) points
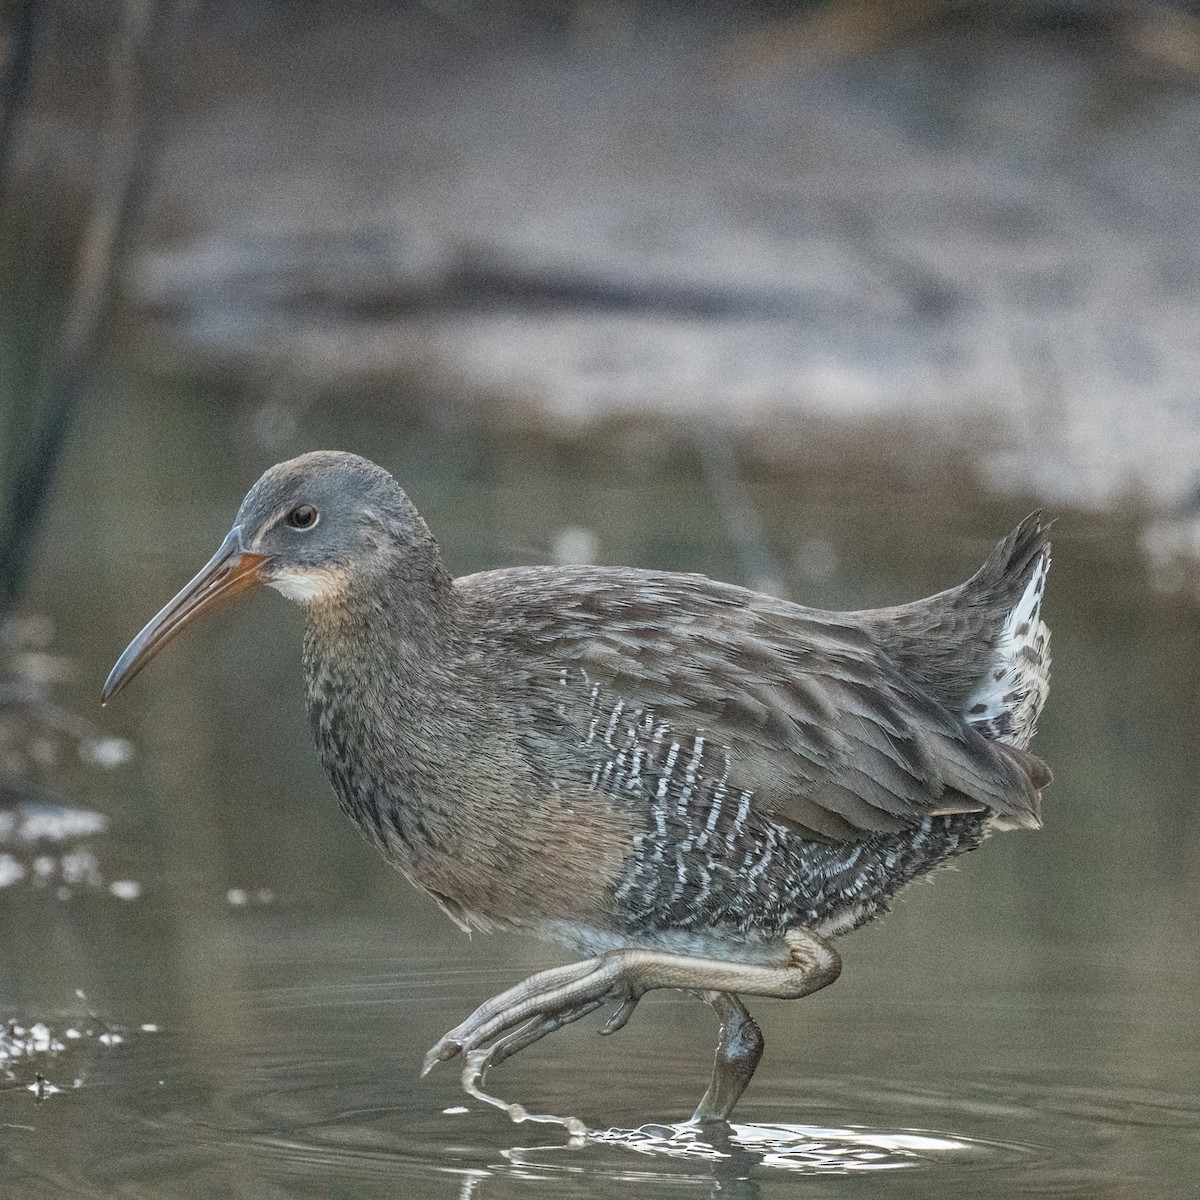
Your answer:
(12, 2), (1200, 512)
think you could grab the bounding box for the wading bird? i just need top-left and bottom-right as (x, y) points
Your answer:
(104, 451), (1051, 1126)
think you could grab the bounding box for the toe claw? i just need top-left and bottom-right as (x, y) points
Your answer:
(421, 1037), (462, 1076)
(599, 994), (640, 1036)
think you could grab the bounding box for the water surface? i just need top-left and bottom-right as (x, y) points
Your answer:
(1, 379), (1198, 1196)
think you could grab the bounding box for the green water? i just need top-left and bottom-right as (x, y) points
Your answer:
(1, 372), (1198, 1197)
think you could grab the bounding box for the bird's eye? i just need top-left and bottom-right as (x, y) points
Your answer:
(287, 504), (319, 530)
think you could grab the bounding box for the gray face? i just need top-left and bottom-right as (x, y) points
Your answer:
(236, 451), (423, 600)
(102, 450), (430, 702)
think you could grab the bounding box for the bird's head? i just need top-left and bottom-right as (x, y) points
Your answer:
(102, 451), (441, 703)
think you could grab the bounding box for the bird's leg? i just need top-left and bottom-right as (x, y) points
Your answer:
(690, 991), (764, 1124)
(423, 927), (841, 1119)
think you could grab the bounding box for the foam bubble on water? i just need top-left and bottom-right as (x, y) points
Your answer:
(79, 736), (135, 768)
(0, 854), (27, 887)
(61, 849), (102, 887)
(551, 527), (599, 566)
(1, 999), (161, 1103)
(18, 807), (108, 843)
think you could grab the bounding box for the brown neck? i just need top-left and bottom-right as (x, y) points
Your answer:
(299, 561), (476, 871)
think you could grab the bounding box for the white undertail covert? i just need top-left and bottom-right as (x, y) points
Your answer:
(964, 550), (1052, 752)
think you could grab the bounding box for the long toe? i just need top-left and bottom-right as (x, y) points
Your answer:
(422, 955), (632, 1075)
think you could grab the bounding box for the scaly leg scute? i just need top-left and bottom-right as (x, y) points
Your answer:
(691, 991), (764, 1124)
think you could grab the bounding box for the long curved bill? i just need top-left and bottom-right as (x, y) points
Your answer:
(101, 527), (269, 704)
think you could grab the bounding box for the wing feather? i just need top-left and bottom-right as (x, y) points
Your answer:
(463, 564), (1044, 842)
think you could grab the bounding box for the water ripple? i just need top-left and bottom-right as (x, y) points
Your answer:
(509, 1118), (1034, 1179)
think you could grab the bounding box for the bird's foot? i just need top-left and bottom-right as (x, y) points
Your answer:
(422, 951), (642, 1076)
(422, 952), (649, 1129)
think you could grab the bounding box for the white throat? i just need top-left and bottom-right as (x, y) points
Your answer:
(268, 567), (341, 603)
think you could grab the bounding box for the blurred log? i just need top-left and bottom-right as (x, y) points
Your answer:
(0, 0), (41, 211)
(0, 0), (181, 613)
